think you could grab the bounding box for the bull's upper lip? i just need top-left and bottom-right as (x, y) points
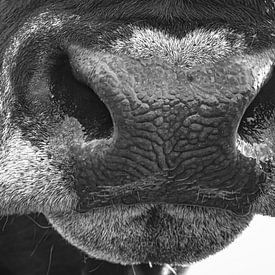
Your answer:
(74, 148), (266, 216)
(48, 200), (254, 265)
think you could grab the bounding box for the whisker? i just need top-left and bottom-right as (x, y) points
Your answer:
(46, 244), (54, 275)
(131, 265), (137, 275)
(26, 215), (52, 229)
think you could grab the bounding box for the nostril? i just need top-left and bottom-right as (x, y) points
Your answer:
(238, 66), (275, 143)
(50, 54), (113, 140)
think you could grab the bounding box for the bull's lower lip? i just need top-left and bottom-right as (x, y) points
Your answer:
(48, 202), (254, 265)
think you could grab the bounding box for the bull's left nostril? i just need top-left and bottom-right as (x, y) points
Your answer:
(50, 53), (114, 140)
(238, 66), (275, 143)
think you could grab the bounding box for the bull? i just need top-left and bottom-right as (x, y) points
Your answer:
(1, 0), (275, 274)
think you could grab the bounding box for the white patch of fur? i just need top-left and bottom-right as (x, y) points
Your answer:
(1, 12), (62, 108)
(0, 12), (79, 124)
(0, 130), (77, 215)
(0, 12), (80, 215)
(112, 27), (246, 66)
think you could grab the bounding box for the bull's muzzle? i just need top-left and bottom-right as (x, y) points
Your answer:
(68, 46), (270, 215)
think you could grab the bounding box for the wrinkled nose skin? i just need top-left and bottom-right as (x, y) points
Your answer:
(69, 49), (265, 215)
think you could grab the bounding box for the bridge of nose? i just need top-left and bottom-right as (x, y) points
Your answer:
(92, 53), (255, 123)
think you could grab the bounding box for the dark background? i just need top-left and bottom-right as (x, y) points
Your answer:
(0, 214), (188, 275)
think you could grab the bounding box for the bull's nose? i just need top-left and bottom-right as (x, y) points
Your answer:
(70, 47), (255, 167)
(69, 47), (267, 214)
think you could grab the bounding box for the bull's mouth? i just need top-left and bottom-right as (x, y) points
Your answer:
(44, 48), (275, 217)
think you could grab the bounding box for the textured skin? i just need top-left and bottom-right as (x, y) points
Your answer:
(1, 0), (275, 271)
(70, 50), (269, 215)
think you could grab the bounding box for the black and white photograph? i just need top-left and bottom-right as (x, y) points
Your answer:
(0, 1), (275, 274)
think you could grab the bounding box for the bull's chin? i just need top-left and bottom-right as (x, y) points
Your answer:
(47, 202), (253, 265)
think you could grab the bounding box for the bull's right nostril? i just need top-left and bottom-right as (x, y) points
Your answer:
(67, 47), (139, 140)
(50, 53), (114, 141)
